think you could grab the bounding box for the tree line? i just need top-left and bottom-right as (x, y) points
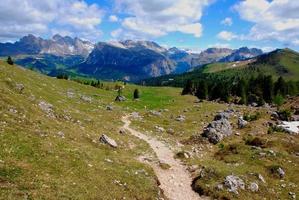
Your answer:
(182, 74), (299, 106)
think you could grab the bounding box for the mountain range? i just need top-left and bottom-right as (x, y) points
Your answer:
(143, 48), (299, 86)
(0, 34), (265, 81)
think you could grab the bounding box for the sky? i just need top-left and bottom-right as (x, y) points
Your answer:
(0, 0), (299, 51)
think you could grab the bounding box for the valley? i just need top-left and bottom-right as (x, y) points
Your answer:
(0, 60), (298, 199)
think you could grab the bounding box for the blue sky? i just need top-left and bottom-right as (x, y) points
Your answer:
(0, 0), (299, 51)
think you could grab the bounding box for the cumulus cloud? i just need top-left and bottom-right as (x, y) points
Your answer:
(217, 31), (238, 41)
(109, 15), (119, 22)
(113, 0), (213, 39)
(234, 0), (299, 46)
(221, 17), (233, 26)
(0, 0), (104, 42)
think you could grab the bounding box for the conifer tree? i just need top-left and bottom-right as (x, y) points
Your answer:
(133, 89), (140, 99)
(7, 56), (14, 65)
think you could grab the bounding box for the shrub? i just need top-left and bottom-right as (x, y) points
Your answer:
(133, 89), (140, 99)
(243, 112), (261, 122)
(245, 137), (267, 148)
(7, 56), (14, 65)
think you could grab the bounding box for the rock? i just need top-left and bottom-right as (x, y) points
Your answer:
(149, 110), (162, 116)
(155, 126), (165, 132)
(119, 128), (126, 134)
(257, 174), (266, 183)
(238, 117), (248, 129)
(115, 95), (126, 102)
(57, 131), (65, 138)
(100, 134), (118, 148)
(224, 175), (245, 194)
(80, 95), (92, 103)
(251, 102), (258, 107)
(249, 182), (259, 192)
(176, 115), (186, 122)
(202, 113), (233, 144)
(214, 112), (230, 120)
(38, 101), (55, 118)
(15, 83), (24, 93)
(289, 192), (296, 199)
(106, 105), (113, 111)
(131, 112), (142, 119)
(67, 90), (75, 98)
(166, 128), (175, 135)
(277, 167), (285, 178)
(216, 184), (224, 191)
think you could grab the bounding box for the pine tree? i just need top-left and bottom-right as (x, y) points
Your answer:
(263, 75), (273, 103)
(237, 78), (247, 105)
(7, 56), (14, 65)
(274, 76), (287, 96)
(182, 80), (194, 95)
(195, 80), (208, 100)
(133, 89), (140, 99)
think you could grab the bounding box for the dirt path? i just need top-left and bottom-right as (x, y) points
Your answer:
(122, 115), (205, 200)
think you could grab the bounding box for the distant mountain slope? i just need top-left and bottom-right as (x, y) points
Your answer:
(143, 48), (299, 86)
(0, 34), (264, 81)
(73, 41), (175, 81)
(0, 34), (94, 57)
(219, 47), (263, 62)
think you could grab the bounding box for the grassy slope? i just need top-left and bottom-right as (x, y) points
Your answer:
(203, 48), (299, 80)
(1, 60), (178, 199)
(1, 60), (298, 199)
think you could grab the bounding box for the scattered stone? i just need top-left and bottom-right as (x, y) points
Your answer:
(202, 113), (233, 144)
(271, 112), (280, 120)
(224, 175), (245, 194)
(216, 184), (224, 191)
(289, 192), (296, 199)
(15, 83), (25, 93)
(176, 115), (186, 122)
(115, 95), (126, 102)
(155, 126), (165, 132)
(67, 90), (75, 98)
(166, 128), (175, 135)
(119, 128), (126, 134)
(57, 131), (65, 138)
(106, 105), (113, 111)
(38, 101), (55, 118)
(249, 182), (259, 192)
(238, 117), (248, 129)
(257, 174), (266, 183)
(80, 95), (92, 103)
(131, 112), (141, 119)
(277, 167), (285, 178)
(99, 134), (118, 148)
(9, 108), (18, 114)
(149, 110), (162, 116)
(104, 158), (113, 163)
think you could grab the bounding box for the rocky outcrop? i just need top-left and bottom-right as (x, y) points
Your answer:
(238, 117), (248, 129)
(100, 134), (118, 148)
(224, 175), (245, 194)
(202, 112), (232, 144)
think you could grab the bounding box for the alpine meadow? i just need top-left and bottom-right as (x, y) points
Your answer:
(0, 1), (299, 200)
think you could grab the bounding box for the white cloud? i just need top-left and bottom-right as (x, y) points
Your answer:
(221, 17), (233, 26)
(217, 31), (238, 41)
(0, 0), (104, 42)
(234, 0), (299, 46)
(109, 15), (119, 22)
(113, 0), (213, 39)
